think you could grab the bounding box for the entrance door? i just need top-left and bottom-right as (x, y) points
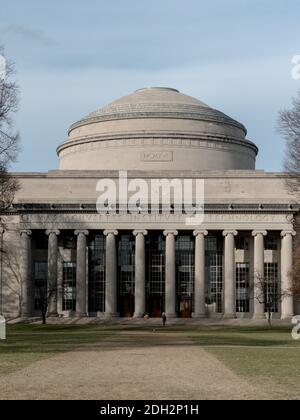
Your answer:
(148, 296), (163, 318)
(119, 295), (134, 317)
(179, 297), (192, 318)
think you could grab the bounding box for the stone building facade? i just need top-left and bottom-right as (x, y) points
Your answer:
(1, 87), (299, 319)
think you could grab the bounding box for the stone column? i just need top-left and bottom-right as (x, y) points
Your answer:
(46, 230), (60, 316)
(193, 230), (208, 318)
(104, 230), (119, 317)
(163, 230), (178, 317)
(20, 230), (32, 317)
(223, 230), (238, 318)
(281, 230), (296, 319)
(133, 230), (148, 318)
(252, 230), (267, 318)
(75, 230), (89, 317)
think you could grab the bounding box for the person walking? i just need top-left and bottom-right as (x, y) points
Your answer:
(162, 312), (167, 326)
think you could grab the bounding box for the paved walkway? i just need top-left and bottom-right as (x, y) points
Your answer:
(0, 331), (265, 400)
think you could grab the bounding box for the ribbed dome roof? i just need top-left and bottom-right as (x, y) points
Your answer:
(58, 87), (257, 172)
(69, 87), (247, 135)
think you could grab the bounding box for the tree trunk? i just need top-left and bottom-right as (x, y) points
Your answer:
(41, 307), (47, 325)
(267, 310), (272, 328)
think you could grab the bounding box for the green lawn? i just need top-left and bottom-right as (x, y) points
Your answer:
(0, 324), (115, 375)
(187, 327), (300, 399)
(1, 324), (300, 399)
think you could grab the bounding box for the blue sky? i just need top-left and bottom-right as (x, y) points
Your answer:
(0, 0), (300, 172)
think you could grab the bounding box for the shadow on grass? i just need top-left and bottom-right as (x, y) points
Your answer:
(0, 325), (298, 355)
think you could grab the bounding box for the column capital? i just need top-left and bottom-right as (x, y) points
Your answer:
(103, 230), (118, 236)
(20, 230), (32, 237)
(222, 230), (238, 237)
(193, 230), (208, 237)
(45, 229), (60, 236)
(74, 230), (89, 236)
(252, 230), (267, 237)
(163, 230), (178, 237)
(133, 230), (148, 237)
(281, 230), (296, 237)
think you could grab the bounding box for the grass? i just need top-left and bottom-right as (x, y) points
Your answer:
(187, 326), (300, 399)
(1, 324), (300, 399)
(0, 324), (115, 375)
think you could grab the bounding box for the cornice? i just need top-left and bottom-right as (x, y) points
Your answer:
(4, 203), (298, 216)
(57, 131), (258, 156)
(68, 103), (247, 135)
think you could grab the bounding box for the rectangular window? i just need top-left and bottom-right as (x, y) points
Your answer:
(146, 234), (165, 317)
(63, 262), (76, 311)
(88, 235), (106, 313)
(34, 236), (48, 250)
(34, 261), (47, 310)
(118, 235), (135, 316)
(206, 252), (223, 313)
(149, 253), (165, 294)
(236, 237), (249, 251)
(63, 235), (76, 250)
(176, 236), (195, 317)
(236, 263), (250, 313)
(205, 236), (217, 252)
(265, 237), (278, 251)
(264, 263), (279, 313)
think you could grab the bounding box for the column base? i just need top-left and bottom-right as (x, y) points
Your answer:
(47, 313), (59, 318)
(281, 314), (294, 320)
(133, 312), (145, 318)
(165, 313), (177, 318)
(252, 314), (266, 320)
(223, 314), (237, 319)
(20, 314), (32, 319)
(75, 313), (89, 318)
(192, 313), (206, 319)
(104, 312), (120, 319)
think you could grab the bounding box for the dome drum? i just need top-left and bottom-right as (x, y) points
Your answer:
(57, 87), (258, 171)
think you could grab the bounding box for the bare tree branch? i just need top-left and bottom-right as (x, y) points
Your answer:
(278, 90), (300, 195)
(289, 244), (300, 299)
(0, 45), (20, 246)
(253, 271), (290, 327)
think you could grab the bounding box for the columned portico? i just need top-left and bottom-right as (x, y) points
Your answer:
(75, 230), (89, 316)
(252, 230), (267, 319)
(193, 230), (208, 318)
(163, 230), (178, 318)
(281, 230), (296, 319)
(223, 230), (238, 318)
(104, 230), (119, 317)
(13, 225), (298, 320)
(46, 230), (60, 316)
(133, 230), (147, 317)
(20, 230), (32, 318)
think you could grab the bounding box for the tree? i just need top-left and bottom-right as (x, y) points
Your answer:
(253, 272), (290, 327)
(0, 46), (19, 219)
(289, 245), (300, 298)
(1, 240), (22, 319)
(278, 91), (300, 195)
(38, 286), (59, 325)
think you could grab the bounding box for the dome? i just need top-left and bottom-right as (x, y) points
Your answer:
(57, 87), (258, 171)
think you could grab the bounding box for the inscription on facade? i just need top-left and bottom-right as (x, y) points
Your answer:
(141, 151), (173, 162)
(18, 212), (294, 229)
